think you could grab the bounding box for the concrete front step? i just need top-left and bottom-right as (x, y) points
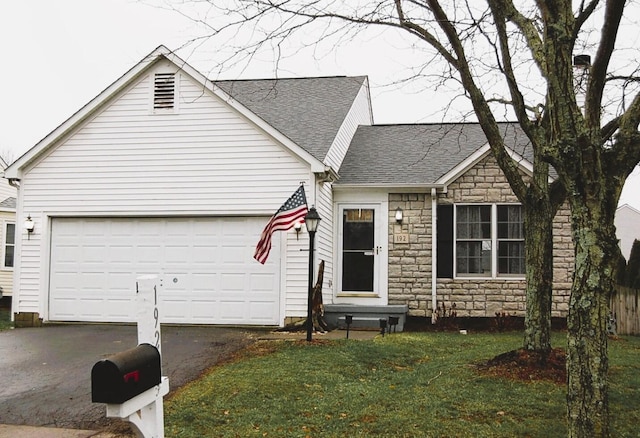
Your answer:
(323, 304), (409, 332)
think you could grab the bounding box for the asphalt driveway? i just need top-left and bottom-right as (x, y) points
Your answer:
(0, 324), (260, 432)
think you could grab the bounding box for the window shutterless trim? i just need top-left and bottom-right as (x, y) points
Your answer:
(451, 203), (525, 280)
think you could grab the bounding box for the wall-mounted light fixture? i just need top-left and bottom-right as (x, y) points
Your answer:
(24, 215), (35, 239)
(294, 222), (302, 240)
(395, 207), (403, 224)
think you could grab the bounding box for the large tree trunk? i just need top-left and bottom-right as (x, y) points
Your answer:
(523, 200), (555, 353)
(566, 196), (619, 437)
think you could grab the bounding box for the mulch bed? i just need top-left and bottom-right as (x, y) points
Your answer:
(476, 348), (567, 385)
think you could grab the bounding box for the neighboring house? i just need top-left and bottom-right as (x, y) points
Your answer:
(0, 158), (17, 298)
(616, 204), (640, 260)
(5, 46), (573, 327)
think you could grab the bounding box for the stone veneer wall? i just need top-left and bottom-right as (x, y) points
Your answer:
(388, 193), (433, 314)
(388, 154), (573, 318)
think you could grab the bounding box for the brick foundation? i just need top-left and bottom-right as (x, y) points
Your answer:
(14, 312), (43, 328)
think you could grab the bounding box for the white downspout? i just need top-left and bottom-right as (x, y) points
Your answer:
(431, 188), (438, 324)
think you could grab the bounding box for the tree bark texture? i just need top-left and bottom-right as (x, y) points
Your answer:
(522, 201), (554, 353)
(565, 194), (620, 437)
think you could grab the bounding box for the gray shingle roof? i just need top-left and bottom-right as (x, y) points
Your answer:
(0, 197), (16, 209)
(336, 123), (531, 185)
(215, 76), (367, 161)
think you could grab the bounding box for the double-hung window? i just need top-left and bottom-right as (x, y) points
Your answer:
(456, 205), (492, 276)
(497, 205), (525, 276)
(437, 204), (524, 278)
(3, 222), (15, 269)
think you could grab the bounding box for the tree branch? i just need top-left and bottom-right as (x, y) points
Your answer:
(585, 0), (625, 131)
(487, 0), (538, 138)
(495, 0), (547, 76)
(574, 0), (601, 39)
(614, 91), (640, 171)
(425, 0), (529, 199)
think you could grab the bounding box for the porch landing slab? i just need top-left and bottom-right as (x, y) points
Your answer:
(323, 304), (409, 332)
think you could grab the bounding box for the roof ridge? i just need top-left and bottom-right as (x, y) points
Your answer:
(214, 75), (366, 83)
(364, 121), (520, 127)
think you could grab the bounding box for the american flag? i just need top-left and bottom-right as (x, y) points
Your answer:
(254, 185), (308, 264)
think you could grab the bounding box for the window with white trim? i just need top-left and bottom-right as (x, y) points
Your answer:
(456, 205), (492, 276)
(437, 204), (524, 278)
(497, 205), (525, 275)
(3, 222), (15, 269)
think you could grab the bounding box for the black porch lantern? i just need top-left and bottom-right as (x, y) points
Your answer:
(305, 206), (321, 342)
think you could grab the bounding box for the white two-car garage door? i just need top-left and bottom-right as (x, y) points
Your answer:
(49, 217), (280, 325)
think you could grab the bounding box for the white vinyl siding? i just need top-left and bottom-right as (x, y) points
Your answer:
(22, 66), (310, 215)
(0, 181), (16, 203)
(316, 181), (334, 303)
(615, 205), (640, 260)
(283, 179), (335, 317)
(16, 62), (314, 321)
(323, 80), (373, 170)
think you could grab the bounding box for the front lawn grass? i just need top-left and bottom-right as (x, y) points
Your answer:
(165, 332), (640, 437)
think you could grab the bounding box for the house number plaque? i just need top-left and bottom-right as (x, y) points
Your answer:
(394, 233), (410, 244)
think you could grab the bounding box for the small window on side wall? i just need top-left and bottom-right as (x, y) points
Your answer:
(4, 223), (15, 268)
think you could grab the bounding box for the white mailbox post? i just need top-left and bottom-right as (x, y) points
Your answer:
(96, 275), (169, 438)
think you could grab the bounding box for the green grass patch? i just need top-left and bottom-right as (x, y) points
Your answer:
(0, 307), (12, 331)
(165, 332), (640, 437)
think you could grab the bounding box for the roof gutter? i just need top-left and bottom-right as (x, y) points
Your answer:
(332, 183), (447, 193)
(315, 166), (339, 184)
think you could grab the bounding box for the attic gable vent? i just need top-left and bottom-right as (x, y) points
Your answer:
(154, 73), (175, 110)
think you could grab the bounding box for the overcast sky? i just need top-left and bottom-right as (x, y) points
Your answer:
(1, 0), (638, 209)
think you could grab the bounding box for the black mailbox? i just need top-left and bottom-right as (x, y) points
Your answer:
(92, 343), (161, 404)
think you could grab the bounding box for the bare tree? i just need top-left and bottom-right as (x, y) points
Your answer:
(0, 148), (15, 167)
(160, 1), (640, 435)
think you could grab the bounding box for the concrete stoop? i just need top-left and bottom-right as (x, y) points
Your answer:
(323, 304), (409, 332)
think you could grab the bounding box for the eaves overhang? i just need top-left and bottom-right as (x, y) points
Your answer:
(434, 143), (545, 187)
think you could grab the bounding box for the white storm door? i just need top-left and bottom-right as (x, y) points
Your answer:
(338, 205), (382, 295)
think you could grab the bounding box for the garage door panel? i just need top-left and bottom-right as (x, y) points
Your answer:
(248, 301), (278, 319)
(49, 217), (280, 325)
(217, 302), (245, 321)
(191, 302), (217, 321)
(250, 273), (278, 291)
(191, 273), (219, 291)
(101, 299), (133, 319)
